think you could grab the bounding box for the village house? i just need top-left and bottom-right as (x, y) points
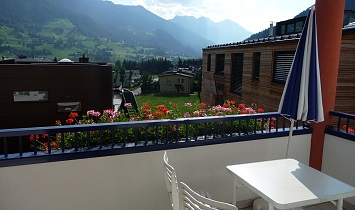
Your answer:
(159, 69), (195, 94)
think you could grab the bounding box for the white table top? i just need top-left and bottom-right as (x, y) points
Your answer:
(227, 159), (355, 209)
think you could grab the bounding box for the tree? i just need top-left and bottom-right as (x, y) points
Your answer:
(119, 65), (126, 87)
(140, 74), (153, 94)
(128, 70), (133, 87)
(197, 70), (202, 100)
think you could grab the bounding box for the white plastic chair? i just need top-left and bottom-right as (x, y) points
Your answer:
(163, 151), (180, 210)
(163, 151), (212, 210)
(179, 182), (238, 210)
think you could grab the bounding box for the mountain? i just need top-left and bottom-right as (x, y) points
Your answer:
(170, 16), (252, 44)
(51, 0), (215, 57)
(0, 0), (215, 60)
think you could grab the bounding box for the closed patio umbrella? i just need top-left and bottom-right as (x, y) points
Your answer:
(278, 6), (324, 158)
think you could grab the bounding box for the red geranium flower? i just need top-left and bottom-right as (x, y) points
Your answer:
(69, 112), (78, 119)
(66, 118), (74, 124)
(144, 110), (152, 115)
(142, 103), (150, 109)
(200, 102), (207, 109)
(238, 104), (246, 109)
(257, 108), (264, 113)
(154, 111), (163, 117)
(29, 135), (35, 142)
(223, 103), (229, 108)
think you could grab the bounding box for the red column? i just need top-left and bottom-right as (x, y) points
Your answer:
(310, 0), (345, 170)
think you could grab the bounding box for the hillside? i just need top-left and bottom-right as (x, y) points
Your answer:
(0, 0), (215, 61)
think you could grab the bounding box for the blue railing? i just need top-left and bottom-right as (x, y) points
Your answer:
(0, 112), (310, 167)
(326, 111), (355, 141)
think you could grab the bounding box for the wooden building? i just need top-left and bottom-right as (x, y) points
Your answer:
(0, 60), (113, 129)
(201, 19), (355, 114)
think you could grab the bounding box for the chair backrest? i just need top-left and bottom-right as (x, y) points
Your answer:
(163, 151), (180, 210)
(179, 182), (238, 210)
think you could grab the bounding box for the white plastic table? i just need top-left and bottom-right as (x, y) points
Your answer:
(226, 159), (355, 210)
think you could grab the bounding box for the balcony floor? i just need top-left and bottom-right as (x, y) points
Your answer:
(241, 201), (355, 210)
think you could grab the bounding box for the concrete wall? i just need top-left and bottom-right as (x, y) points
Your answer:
(0, 134), (311, 210)
(322, 134), (355, 205)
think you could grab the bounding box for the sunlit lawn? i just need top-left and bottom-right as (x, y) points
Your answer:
(135, 93), (201, 114)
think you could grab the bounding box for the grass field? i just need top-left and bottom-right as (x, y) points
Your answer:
(135, 93), (201, 114)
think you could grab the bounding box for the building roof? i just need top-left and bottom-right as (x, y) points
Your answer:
(159, 71), (194, 78)
(204, 33), (302, 50)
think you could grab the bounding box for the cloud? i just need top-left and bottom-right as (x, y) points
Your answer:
(109, 0), (314, 33)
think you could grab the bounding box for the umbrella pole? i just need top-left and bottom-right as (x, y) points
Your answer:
(286, 120), (295, 158)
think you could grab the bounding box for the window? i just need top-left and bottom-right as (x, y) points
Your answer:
(253, 52), (261, 80)
(181, 79), (184, 83)
(273, 51), (295, 83)
(207, 54), (211, 71)
(57, 102), (81, 112)
(181, 86), (185, 92)
(13, 91), (49, 102)
(215, 54), (225, 74)
(281, 25), (286, 35)
(275, 16), (306, 36)
(295, 21), (304, 33)
(231, 53), (244, 94)
(287, 24), (295, 33)
(177, 78), (180, 83)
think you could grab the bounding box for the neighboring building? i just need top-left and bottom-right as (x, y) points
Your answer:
(159, 70), (195, 94)
(0, 59), (113, 129)
(113, 69), (141, 87)
(201, 16), (355, 114)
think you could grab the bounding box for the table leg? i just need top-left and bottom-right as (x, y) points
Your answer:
(233, 179), (237, 206)
(233, 179), (244, 206)
(336, 198), (343, 210)
(268, 202), (274, 210)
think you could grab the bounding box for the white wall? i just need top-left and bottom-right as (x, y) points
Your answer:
(0, 135), (311, 210)
(322, 134), (355, 206)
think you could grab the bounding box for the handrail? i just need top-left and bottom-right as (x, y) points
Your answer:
(0, 112), (311, 167)
(326, 111), (355, 141)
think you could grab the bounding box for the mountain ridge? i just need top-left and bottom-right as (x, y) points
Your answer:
(169, 16), (252, 44)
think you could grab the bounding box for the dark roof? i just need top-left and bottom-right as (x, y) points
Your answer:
(204, 33), (302, 50)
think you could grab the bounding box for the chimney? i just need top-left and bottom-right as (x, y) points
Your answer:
(269, 21), (274, 37)
(79, 54), (89, 63)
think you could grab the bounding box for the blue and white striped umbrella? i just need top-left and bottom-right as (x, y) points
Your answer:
(278, 6), (324, 157)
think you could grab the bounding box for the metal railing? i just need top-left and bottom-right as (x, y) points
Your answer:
(326, 111), (355, 141)
(0, 112), (310, 166)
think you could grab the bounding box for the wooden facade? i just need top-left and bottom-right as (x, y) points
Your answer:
(201, 29), (355, 115)
(0, 62), (113, 129)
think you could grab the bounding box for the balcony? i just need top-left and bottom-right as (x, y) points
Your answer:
(0, 112), (354, 210)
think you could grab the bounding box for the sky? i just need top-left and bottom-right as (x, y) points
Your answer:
(108, 0), (315, 33)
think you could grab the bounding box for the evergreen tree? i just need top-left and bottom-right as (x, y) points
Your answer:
(119, 65), (126, 87)
(140, 74), (153, 94)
